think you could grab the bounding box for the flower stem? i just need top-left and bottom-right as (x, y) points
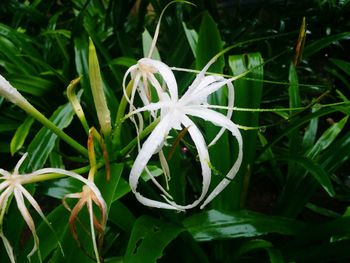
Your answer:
(18, 101), (88, 157)
(112, 80), (133, 147)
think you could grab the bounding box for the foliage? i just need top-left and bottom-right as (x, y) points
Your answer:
(0, 0), (350, 262)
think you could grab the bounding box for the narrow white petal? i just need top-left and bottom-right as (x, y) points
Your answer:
(138, 58), (178, 101)
(189, 57), (217, 90)
(0, 169), (12, 178)
(129, 114), (179, 210)
(163, 115), (211, 210)
(208, 81), (235, 147)
(181, 75), (219, 100)
(14, 152), (28, 174)
(13, 188), (41, 261)
(0, 181), (10, 193)
(122, 65), (138, 105)
(0, 230), (15, 263)
(184, 108), (243, 208)
(87, 199), (101, 263)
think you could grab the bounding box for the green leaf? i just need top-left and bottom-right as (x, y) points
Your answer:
(124, 216), (184, 263)
(234, 239), (284, 263)
(278, 155), (335, 197)
(10, 116), (34, 155)
(196, 12), (224, 72)
(95, 163), (124, 212)
(306, 115), (348, 158)
(109, 57), (138, 68)
(304, 32), (350, 57)
(229, 53), (264, 209)
(25, 102), (76, 171)
(183, 209), (307, 241)
(182, 22), (198, 58)
(330, 58), (350, 76)
(109, 201), (136, 233)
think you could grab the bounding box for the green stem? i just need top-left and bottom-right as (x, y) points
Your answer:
(112, 80), (134, 147)
(19, 101), (88, 157)
(119, 117), (160, 157)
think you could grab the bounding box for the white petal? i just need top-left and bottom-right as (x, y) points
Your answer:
(0, 169), (11, 178)
(13, 188), (41, 261)
(188, 57), (217, 90)
(181, 75), (219, 101)
(87, 199), (101, 263)
(138, 58), (178, 101)
(122, 64), (138, 105)
(0, 230), (15, 263)
(14, 152), (28, 174)
(129, 113), (178, 210)
(208, 81), (234, 147)
(184, 108), (243, 208)
(163, 115), (211, 210)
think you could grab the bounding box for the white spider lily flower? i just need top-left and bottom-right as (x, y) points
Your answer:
(126, 58), (243, 210)
(0, 153), (106, 263)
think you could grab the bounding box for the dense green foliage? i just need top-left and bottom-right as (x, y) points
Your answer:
(0, 0), (350, 262)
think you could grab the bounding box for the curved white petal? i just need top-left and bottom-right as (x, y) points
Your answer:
(13, 188), (40, 260)
(188, 57), (217, 90)
(162, 114), (211, 210)
(129, 113), (178, 210)
(184, 108), (243, 209)
(14, 153), (28, 174)
(208, 81), (234, 147)
(182, 75), (218, 99)
(138, 58), (178, 101)
(31, 168), (107, 213)
(122, 64), (138, 105)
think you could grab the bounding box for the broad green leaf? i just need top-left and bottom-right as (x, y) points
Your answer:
(109, 201), (136, 233)
(95, 163), (124, 212)
(196, 12), (224, 72)
(124, 216), (184, 263)
(183, 209), (307, 241)
(10, 116), (34, 155)
(229, 53), (264, 209)
(30, 205), (70, 263)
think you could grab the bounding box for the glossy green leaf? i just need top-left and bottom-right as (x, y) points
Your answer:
(183, 210), (307, 241)
(109, 201), (136, 233)
(229, 53), (264, 209)
(10, 116), (34, 155)
(124, 216), (184, 263)
(109, 57), (138, 68)
(95, 163), (124, 212)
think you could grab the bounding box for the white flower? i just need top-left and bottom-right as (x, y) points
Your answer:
(0, 153), (106, 263)
(0, 74), (28, 106)
(125, 58), (243, 210)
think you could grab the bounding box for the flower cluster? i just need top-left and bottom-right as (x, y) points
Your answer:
(0, 153), (106, 263)
(124, 57), (243, 210)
